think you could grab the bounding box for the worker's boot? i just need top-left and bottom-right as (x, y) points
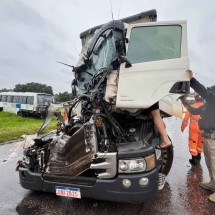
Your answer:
(189, 156), (198, 165)
(199, 180), (215, 191)
(209, 192), (215, 203)
(196, 153), (201, 161)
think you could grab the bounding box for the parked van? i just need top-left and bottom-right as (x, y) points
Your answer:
(0, 92), (53, 117)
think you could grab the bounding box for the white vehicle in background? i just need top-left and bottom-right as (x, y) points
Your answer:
(0, 92), (54, 117)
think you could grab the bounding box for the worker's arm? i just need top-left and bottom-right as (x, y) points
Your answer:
(190, 78), (214, 101)
(187, 70), (215, 101)
(181, 111), (190, 132)
(181, 98), (204, 115)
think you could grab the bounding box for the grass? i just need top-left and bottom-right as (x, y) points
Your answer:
(0, 112), (57, 143)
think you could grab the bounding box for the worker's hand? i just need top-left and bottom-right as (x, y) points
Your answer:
(186, 69), (193, 80)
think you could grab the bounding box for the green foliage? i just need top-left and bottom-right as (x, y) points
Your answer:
(54, 91), (72, 102)
(0, 112), (57, 143)
(0, 88), (13, 92)
(14, 82), (53, 95)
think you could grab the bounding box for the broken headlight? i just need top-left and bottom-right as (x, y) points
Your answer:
(118, 154), (155, 173)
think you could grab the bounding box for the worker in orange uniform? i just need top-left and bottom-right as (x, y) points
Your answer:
(181, 93), (204, 165)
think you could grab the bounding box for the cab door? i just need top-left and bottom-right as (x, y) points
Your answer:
(116, 21), (189, 110)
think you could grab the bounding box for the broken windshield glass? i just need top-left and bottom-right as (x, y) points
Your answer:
(77, 30), (117, 96)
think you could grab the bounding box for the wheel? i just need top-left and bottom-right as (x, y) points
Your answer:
(17, 111), (23, 117)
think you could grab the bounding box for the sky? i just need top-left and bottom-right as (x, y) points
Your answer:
(0, 0), (214, 94)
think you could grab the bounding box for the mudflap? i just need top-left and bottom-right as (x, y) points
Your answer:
(161, 145), (174, 176)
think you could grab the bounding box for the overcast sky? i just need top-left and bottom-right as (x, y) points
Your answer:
(0, 0), (214, 94)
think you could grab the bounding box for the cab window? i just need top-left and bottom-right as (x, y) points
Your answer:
(27, 96), (34, 105)
(127, 25), (182, 64)
(2, 95), (7, 102)
(6, 96), (13, 102)
(18, 96), (27, 104)
(13, 96), (18, 103)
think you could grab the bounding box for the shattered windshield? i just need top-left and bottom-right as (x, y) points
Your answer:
(77, 30), (117, 96)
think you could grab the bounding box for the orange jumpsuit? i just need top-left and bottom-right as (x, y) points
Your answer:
(181, 101), (204, 156)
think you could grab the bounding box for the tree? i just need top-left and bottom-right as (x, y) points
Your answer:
(54, 92), (72, 102)
(0, 88), (13, 92)
(14, 82), (53, 95)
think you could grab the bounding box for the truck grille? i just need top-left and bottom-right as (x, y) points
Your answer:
(90, 152), (117, 179)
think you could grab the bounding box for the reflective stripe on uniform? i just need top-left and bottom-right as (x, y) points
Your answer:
(197, 148), (203, 153)
(190, 119), (198, 123)
(189, 149), (197, 152)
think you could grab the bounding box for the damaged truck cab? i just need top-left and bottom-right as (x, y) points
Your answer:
(17, 10), (189, 203)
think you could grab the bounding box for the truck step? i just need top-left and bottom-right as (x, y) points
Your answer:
(158, 173), (166, 190)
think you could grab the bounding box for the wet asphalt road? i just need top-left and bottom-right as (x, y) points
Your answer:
(0, 118), (215, 215)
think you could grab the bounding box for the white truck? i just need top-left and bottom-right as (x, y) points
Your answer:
(17, 9), (189, 203)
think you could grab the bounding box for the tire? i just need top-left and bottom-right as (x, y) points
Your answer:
(17, 111), (23, 117)
(161, 144), (174, 176)
(0, 107), (3, 112)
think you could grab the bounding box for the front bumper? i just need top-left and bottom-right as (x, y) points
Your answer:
(18, 167), (159, 203)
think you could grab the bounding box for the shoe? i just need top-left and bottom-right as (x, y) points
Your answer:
(199, 181), (215, 191)
(196, 153), (201, 160)
(189, 156), (198, 165)
(209, 192), (215, 203)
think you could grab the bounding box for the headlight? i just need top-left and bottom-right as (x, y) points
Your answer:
(119, 158), (146, 173)
(118, 154), (155, 173)
(145, 154), (156, 171)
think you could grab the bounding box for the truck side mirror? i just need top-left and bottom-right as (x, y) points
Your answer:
(125, 60), (132, 68)
(120, 56), (132, 68)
